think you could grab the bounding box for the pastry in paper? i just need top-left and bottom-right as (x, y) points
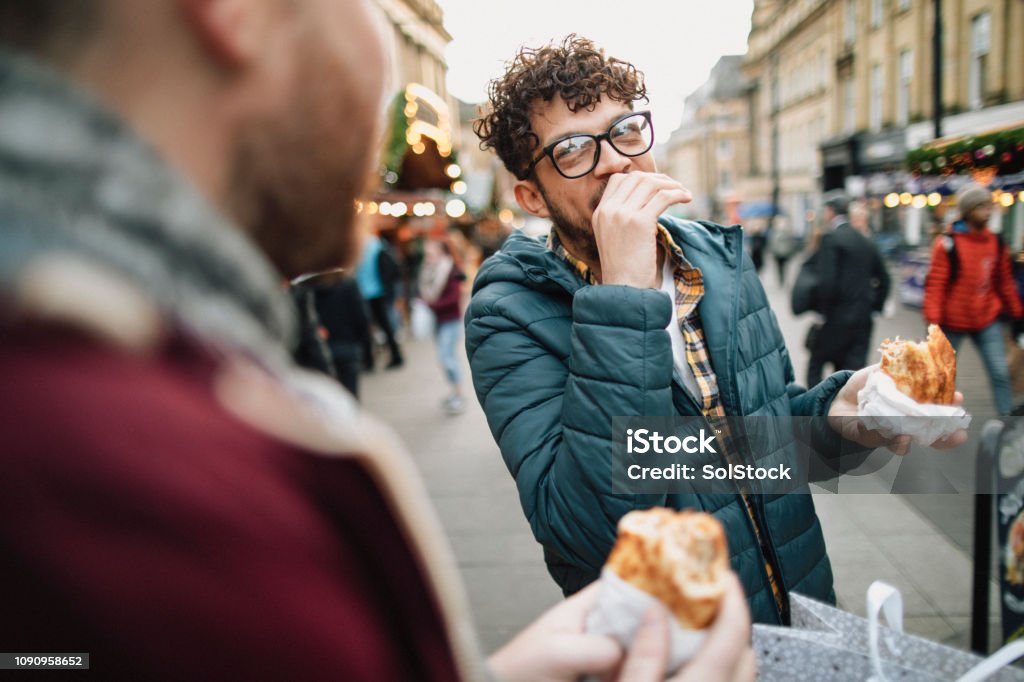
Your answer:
(605, 508), (729, 629)
(586, 508), (731, 673)
(879, 324), (956, 405)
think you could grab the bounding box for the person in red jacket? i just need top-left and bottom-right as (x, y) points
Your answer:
(923, 183), (1023, 414)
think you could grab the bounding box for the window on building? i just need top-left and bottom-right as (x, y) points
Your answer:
(896, 49), (913, 126)
(718, 139), (733, 159)
(969, 11), (991, 110)
(871, 0), (884, 28)
(844, 0), (857, 45)
(869, 64), (883, 131)
(844, 77), (856, 133)
(720, 169), (733, 190)
(897, 0), (910, 11)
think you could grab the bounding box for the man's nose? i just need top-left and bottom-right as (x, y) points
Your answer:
(592, 138), (631, 178)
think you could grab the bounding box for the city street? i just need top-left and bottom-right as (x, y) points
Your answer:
(361, 254), (1008, 655)
(3, 0), (1023, 676)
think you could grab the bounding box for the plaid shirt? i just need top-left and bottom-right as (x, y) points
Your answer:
(547, 227), (787, 617)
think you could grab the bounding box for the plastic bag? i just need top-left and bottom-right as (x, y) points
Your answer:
(410, 299), (434, 340)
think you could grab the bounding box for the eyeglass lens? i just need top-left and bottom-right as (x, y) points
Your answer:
(551, 113), (653, 178)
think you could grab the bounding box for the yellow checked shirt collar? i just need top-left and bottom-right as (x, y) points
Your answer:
(545, 224), (696, 283)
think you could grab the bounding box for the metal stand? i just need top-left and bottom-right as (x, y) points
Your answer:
(972, 419), (1006, 654)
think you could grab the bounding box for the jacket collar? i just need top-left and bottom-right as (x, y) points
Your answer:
(474, 216), (743, 298)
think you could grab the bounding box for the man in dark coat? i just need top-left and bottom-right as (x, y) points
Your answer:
(314, 273), (372, 399)
(807, 192), (891, 385)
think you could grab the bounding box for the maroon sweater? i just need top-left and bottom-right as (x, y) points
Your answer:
(427, 269), (464, 324)
(0, 322), (462, 681)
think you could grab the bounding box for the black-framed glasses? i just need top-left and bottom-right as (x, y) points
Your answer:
(524, 110), (654, 180)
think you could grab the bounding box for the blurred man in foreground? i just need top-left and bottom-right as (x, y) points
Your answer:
(0, 1), (752, 680)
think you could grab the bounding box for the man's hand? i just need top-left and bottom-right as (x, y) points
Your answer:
(487, 573), (755, 682)
(487, 584), (621, 682)
(592, 172), (692, 289)
(827, 364), (968, 455)
(615, 572), (755, 682)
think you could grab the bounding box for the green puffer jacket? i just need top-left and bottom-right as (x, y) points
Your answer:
(465, 216), (862, 625)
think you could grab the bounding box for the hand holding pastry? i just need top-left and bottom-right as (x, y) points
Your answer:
(831, 325), (970, 452)
(586, 508), (742, 675)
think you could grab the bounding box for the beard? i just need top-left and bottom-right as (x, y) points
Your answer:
(227, 33), (381, 279)
(536, 178), (607, 265)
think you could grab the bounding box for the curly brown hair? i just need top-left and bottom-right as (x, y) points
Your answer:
(473, 35), (647, 181)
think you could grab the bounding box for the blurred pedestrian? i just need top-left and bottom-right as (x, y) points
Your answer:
(0, 3), (759, 680)
(355, 230), (404, 369)
(314, 273), (371, 399)
(289, 273), (337, 377)
(806, 191), (890, 385)
(748, 223), (767, 273)
(420, 238), (467, 415)
(768, 216), (800, 287)
(849, 200), (872, 237)
(924, 183), (1023, 415)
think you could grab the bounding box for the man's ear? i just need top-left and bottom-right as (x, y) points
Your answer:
(177, 0), (270, 68)
(514, 179), (550, 219)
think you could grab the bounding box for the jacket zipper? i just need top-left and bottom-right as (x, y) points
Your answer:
(728, 227), (789, 625)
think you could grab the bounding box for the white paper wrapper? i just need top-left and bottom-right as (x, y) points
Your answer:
(585, 568), (706, 674)
(856, 370), (971, 446)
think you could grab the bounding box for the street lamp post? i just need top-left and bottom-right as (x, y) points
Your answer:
(770, 54), (780, 222)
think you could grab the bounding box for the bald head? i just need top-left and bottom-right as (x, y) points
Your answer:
(0, 0), (390, 277)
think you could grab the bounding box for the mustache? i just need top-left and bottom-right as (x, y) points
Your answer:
(591, 180), (609, 211)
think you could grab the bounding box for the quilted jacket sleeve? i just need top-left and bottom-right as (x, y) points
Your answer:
(465, 283), (675, 574)
(781, 346), (874, 477)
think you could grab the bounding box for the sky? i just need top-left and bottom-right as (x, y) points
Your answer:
(436, 0), (755, 143)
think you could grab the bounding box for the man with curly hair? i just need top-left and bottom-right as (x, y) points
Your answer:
(465, 36), (961, 625)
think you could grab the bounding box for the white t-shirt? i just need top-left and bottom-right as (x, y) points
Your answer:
(659, 259), (701, 402)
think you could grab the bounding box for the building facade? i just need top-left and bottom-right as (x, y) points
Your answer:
(743, 0), (833, 237)
(372, 0), (452, 102)
(364, 0), (463, 223)
(662, 56), (753, 224)
(674, 0), (1024, 241)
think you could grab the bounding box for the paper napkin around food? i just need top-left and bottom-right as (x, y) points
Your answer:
(857, 370), (971, 446)
(585, 568), (706, 674)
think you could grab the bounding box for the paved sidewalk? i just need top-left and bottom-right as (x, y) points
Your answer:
(360, 258), (1000, 655)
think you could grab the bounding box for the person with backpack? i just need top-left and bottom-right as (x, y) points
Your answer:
(924, 183), (1023, 415)
(768, 215), (801, 287)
